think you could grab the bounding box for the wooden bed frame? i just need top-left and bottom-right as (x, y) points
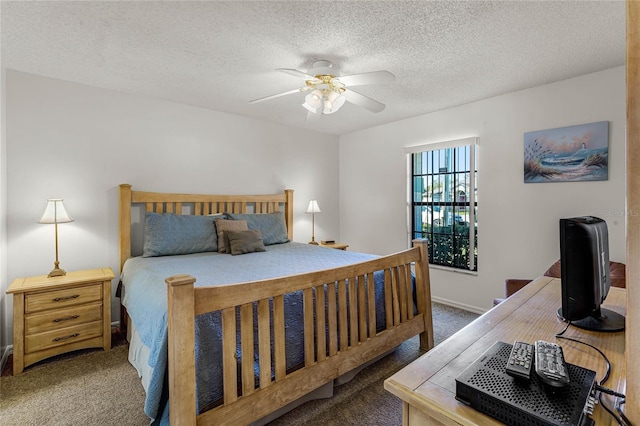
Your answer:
(118, 183), (433, 425)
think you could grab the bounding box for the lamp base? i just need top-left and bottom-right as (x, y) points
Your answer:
(308, 241), (319, 245)
(48, 261), (66, 277)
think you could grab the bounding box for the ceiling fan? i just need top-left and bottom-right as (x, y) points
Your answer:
(249, 60), (395, 115)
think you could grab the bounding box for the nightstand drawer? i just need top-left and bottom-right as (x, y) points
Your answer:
(25, 302), (103, 334)
(25, 283), (102, 313)
(25, 321), (103, 353)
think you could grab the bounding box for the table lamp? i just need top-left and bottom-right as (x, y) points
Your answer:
(305, 200), (321, 245)
(38, 199), (74, 277)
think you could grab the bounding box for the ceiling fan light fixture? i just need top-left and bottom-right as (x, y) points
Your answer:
(303, 89), (323, 112)
(322, 90), (346, 114)
(330, 90), (346, 111)
(323, 99), (333, 114)
(251, 60), (393, 116)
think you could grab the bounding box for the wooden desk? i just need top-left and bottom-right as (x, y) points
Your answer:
(384, 276), (627, 425)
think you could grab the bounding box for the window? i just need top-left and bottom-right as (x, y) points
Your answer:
(405, 138), (478, 271)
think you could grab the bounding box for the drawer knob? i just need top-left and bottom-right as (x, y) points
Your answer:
(53, 315), (80, 323)
(53, 333), (80, 342)
(53, 294), (80, 302)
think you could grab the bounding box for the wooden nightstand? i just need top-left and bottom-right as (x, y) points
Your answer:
(7, 267), (115, 375)
(319, 242), (349, 250)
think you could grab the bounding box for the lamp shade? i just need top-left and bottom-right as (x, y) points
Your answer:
(38, 199), (74, 224)
(323, 90), (346, 114)
(331, 92), (346, 111)
(302, 89), (323, 113)
(306, 200), (321, 214)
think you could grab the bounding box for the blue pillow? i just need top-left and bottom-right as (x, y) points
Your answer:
(225, 212), (289, 246)
(142, 212), (218, 257)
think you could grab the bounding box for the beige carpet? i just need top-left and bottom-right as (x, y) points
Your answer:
(0, 302), (479, 425)
(0, 344), (148, 425)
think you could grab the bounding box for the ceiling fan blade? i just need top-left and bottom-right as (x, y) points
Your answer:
(338, 70), (395, 86)
(277, 68), (318, 80)
(249, 88), (301, 104)
(343, 89), (386, 113)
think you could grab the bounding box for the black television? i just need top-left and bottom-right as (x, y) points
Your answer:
(557, 216), (625, 332)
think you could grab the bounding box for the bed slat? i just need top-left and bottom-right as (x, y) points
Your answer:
(404, 264), (414, 320)
(391, 268), (401, 326)
(315, 286), (326, 362)
(357, 275), (367, 342)
(367, 272), (376, 337)
(337, 280), (348, 352)
(273, 295), (286, 380)
(397, 266), (407, 322)
(327, 282), (338, 356)
(240, 303), (255, 396)
(303, 288), (314, 366)
(384, 269), (393, 328)
(348, 276), (358, 347)
(222, 307), (237, 404)
(258, 299), (272, 389)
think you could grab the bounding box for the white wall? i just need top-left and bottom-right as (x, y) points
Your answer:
(0, 70), (340, 349)
(1, 69), (7, 364)
(339, 67), (626, 313)
(1, 66), (627, 352)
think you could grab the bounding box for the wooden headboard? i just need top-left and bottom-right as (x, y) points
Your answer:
(118, 184), (294, 272)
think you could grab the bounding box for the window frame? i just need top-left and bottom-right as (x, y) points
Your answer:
(405, 137), (478, 272)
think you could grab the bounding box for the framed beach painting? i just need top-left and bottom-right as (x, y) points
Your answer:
(524, 121), (609, 183)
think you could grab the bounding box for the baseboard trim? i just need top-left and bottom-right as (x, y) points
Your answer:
(431, 296), (487, 315)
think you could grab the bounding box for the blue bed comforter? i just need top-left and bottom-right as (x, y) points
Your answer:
(121, 242), (382, 424)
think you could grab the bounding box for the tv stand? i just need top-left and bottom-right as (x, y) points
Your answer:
(557, 307), (626, 332)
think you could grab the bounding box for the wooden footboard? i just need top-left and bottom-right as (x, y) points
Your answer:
(166, 239), (432, 425)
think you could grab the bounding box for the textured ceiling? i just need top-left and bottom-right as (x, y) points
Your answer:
(1, 1), (626, 136)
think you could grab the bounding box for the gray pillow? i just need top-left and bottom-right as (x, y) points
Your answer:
(214, 218), (249, 253)
(225, 212), (289, 246)
(226, 229), (266, 255)
(142, 212), (217, 257)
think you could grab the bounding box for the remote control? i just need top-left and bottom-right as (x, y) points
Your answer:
(534, 340), (570, 388)
(505, 341), (534, 381)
